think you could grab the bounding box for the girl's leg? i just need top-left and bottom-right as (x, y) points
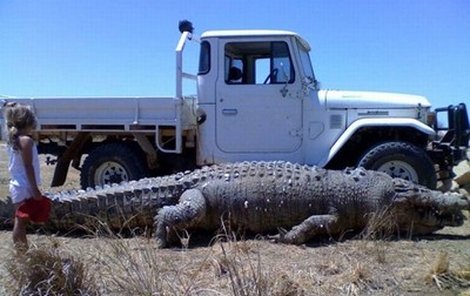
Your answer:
(12, 204), (28, 251)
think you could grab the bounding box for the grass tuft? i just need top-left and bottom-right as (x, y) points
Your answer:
(426, 252), (470, 291)
(209, 223), (305, 296)
(5, 239), (98, 296)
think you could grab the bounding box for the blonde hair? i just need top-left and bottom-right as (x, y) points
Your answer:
(3, 102), (38, 151)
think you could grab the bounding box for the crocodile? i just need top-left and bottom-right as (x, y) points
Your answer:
(154, 161), (470, 247)
(0, 161), (468, 247)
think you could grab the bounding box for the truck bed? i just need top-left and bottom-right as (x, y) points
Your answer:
(1, 96), (198, 133)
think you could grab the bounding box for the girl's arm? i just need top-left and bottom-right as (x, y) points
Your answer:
(19, 136), (42, 200)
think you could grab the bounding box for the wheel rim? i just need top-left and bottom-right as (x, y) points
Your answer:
(377, 160), (419, 183)
(94, 161), (129, 185)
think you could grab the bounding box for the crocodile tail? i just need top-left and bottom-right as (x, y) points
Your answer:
(0, 188), (164, 234)
(44, 189), (158, 234)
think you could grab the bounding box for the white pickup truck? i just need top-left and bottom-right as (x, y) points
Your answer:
(1, 21), (469, 190)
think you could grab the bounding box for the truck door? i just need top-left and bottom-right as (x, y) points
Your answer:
(215, 40), (302, 153)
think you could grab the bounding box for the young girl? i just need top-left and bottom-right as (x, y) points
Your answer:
(3, 102), (46, 250)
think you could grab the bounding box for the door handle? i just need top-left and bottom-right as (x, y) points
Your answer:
(222, 108), (238, 115)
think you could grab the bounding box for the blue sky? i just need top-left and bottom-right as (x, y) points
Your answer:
(0, 0), (469, 108)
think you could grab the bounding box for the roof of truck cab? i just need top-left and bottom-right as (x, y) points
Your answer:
(201, 30), (311, 51)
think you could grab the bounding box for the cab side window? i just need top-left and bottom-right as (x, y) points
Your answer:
(224, 41), (294, 85)
(198, 41), (211, 75)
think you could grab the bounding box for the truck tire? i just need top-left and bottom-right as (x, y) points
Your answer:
(358, 141), (437, 189)
(80, 142), (147, 189)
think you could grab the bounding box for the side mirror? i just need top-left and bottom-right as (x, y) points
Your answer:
(303, 76), (321, 91)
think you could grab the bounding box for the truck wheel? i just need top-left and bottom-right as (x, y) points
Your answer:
(80, 143), (147, 189)
(358, 141), (437, 189)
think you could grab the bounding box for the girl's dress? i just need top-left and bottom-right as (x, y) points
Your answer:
(7, 141), (50, 223)
(7, 141), (41, 204)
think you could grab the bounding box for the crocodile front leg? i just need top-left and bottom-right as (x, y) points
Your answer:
(154, 189), (207, 248)
(279, 214), (339, 245)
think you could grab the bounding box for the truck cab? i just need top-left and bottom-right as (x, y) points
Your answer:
(198, 30), (311, 163)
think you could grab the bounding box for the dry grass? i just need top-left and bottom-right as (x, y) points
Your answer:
(3, 240), (98, 295)
(1, 142), (470, 295)
(1, 226), (470, 295)
(425, 252), (470, 291)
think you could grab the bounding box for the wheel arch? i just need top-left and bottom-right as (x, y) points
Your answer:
(325, 119), (435, 169)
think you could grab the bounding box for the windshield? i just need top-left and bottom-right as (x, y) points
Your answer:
(297, 41), (316, 83)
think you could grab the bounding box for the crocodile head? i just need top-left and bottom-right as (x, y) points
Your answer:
(391, 178), (469, 234)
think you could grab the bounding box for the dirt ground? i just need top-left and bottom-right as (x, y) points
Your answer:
(1, 142), (470, 295)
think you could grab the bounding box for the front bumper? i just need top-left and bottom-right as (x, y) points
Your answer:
(428, 103), (469, 168)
